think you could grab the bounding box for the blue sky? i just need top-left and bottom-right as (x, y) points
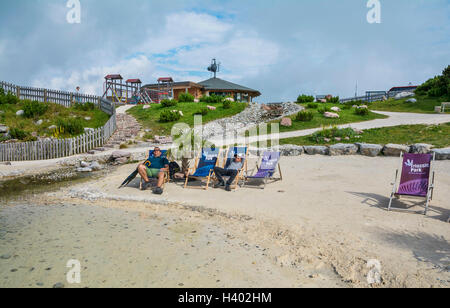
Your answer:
(0, 0), (449, 102)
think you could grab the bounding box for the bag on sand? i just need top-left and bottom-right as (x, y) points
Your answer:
(169, 161), (181, 179)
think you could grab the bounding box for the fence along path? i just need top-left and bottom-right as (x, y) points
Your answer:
(0, 81), (117, 162)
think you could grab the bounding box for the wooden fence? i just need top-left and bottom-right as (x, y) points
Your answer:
(0, 81), (117, 161)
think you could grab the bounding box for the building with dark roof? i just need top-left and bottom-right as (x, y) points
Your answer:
(143, 77), (261, 102)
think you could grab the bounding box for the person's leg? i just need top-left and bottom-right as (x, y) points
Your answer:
(156, 171), (165, 188)
(138, 164), (150, 182)
(226, 170), (238, 186)
(214, 167), (226, 184)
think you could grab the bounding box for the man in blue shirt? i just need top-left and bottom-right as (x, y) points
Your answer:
(137, 147), (169, 194)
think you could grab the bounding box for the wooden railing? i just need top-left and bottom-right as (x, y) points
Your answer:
(0, 81), (117, 161)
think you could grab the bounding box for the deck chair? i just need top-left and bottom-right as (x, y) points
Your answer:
(388, 152), (436, 215)
(143, 150), (170, 188)
(219, 146), (249, 190)
(184, 148), (220, 190)
(244, 151), (282, 189)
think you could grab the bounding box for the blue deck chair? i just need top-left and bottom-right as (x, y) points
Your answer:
(184, 148), (220, 190)
(143, 150), (169, 187)
(220, 146), (249, 189)
(244, 151), (282, 189)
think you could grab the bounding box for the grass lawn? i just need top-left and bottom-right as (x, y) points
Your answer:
(127, 102), (247, 137)
(279, 123), (450, 148)
(371, 96), (450, 114)
(0, 101), (110, 141)
(245, 103), (387, 136)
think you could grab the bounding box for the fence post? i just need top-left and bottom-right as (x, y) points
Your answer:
(16, 87), (21, 99)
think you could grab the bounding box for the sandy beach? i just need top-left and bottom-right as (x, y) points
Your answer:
(1, 155), (449, 288)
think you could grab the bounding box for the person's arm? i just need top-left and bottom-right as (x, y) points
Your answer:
(160, 158), (169, 172)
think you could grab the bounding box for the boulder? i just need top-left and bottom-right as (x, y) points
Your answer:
(143, 105), (150, 109)
(84, 117), (91, 121)
(330, 107), (341, 112)
(280, 117), (292, 127)
(207, 105), (217, 111)
(358, 143), (383, 157)
(278, 145), (304, 156)
(409, 143), (433, 154)
(395, 92), (415, 100)
(329, 143), (358, 156)
(0, 125), (9, 133)
(48, 125), (57, 130)
(111, 151), (131, 159)
(304, 146), (329, 155)
(194, 99), (200, 103)
(35, 120), (43, 126)
(324, 112), (340, 119)
(431, 148), (450, 160)
(406, 98), (417, 103)
(225, 97), (234, 102)
(77, 167), (93, 173)
(131, 152), (147, 162)
(16, 110), (24, 116)
(80, 161), (90, 168)
(89, 161), (102, 171)
(383, 144), (410, 156)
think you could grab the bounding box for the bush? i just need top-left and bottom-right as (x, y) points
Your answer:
(309, 127), (356, 143)
(223, 100), (232, 109)
(297, 94), (315, 104)
(0, 87), (5, 97)
(0, 91), (19, 105)
(9, 128), (29, 140)
(23, 100), (49, 119)
(74, 102), (95, 111)
(416, 65), (450, 99)
(194, 107), (209, 116)
(161, 99), (178, 108)
(317, 106), (331, 115)
(199, 95), (224, 104)
(178, 93), (195, 103)
(56, 118), (84, 135)
(326, 96), (340, 104)
(306, 103), (318, 109)
(159, 110), (181, 123)
(295, 110), (314, 122)
(354, 107), (369, 116)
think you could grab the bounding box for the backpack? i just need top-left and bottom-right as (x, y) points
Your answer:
(168, 161), (181, 179)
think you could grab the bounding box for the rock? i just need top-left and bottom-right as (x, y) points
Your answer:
(318, 99), (327, 103)
(48, 125), (57, 130)
(31, 132), (38, 137)
(77, 167), (93, 172)
(324, 138), (331, 143)
(35, 120), (43, 126)
(323, 112), (340, 119)
(383, 144), (410, 156)
(16, 110), (24, 116)
(280, 117), (292, 127)
(207, 105), (217, 111)
(329, 143), (358, 156)
(358, 143), (383, 157)
(84, 117), (91, 121)
(330, 107), (341, 112)
(80, 161), (90, 168)
(179, 111), (184, 117)
(334, 137), (341, 141)
(143, 105), (150, 109)
(194, 99), (199, 103)
(145, 129), (152, 133)
(395, 92), (415, 100)
(353, 128), (364, 135)
(277, 145), (304, 156)
(0, 254), (11, 260)
(304, 146), (329, 155)
(406, 98), (417, 103)
(154, 135), (173, 144)
(111, 151), (131, 159)
(114, 157), (129, 165)
(131, 152), (147, 162)
(358, 105), (368, 109)
(431, 148), (450, 160)
(225, 97), (234, 102)
(0, 125), (9, 133)
(410, 143), (433, 154)
(53, 283), (65, 289)
(89, 161), (102, 171)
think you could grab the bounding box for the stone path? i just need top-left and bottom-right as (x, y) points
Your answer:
(102, 106), (142, 150)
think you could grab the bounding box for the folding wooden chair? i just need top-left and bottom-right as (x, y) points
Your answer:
(220, 146), (249, 190)
(184, 148), (220, 190)
(244, 151), (282, 189)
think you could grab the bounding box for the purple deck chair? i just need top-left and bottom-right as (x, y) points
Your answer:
(388, 152), (436, 215)
(244, 151), (282, 189)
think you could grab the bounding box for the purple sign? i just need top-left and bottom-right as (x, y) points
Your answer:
(397, 153), (432, 197)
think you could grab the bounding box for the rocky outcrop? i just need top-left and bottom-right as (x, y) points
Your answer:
(329, 143), (358, 156)
(357, 143), (383, 157)
(382, 144), (410, 156)
(304, 146), (329, 155)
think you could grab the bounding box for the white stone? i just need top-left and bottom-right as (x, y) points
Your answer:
(323, 112), (340, 118)
(330, 107), (341, 112)
(16, 110), (24, 116)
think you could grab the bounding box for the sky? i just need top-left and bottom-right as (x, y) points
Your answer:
(0, 0), (449, 102)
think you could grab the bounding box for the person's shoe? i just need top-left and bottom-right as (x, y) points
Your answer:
(153, 187), (163, 195)
(214, 182), (225, 189)
(225, 184), (231, 192)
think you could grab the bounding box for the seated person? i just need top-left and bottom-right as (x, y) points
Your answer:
(213, 154), (243, 191)
(137, 147), (169, 194)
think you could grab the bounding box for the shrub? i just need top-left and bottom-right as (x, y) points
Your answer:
(326, 96), (340, 104)
(0, 87), (5, 97)
(317, 106), (331, 115)
(9, 128), (29, 140)
(354, 107), (369, 116)
(159, 110), (181, 123)
(1, 91), (19, 105)
(74, 102), (95, 111)
(199, 95), (224, 104)
(416, 65), (450, 99)
(297, 94), (315, 104)
(295, 110), (314, 122)
(223, 100), (232, 109)
(56, 118), (84, 135)
(306, 102), (318, 109)
(161, 99), (178, 108)
(178, 93), (195, 103)
(309, 127), (356, 143)
(194, 107), (209, 116)
(23, 100), (49, 118)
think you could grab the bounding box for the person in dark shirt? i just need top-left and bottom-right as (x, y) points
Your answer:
(137, 147), (169, 193)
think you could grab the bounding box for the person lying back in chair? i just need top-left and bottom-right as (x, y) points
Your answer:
(137, 147), (169, 194)
(213, 154), (243, 191)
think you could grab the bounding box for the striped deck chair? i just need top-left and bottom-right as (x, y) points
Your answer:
(184, 148), (220, 190)
(220, 146), (249, 190)
(388, 152), (436, 215)
(244, 151), (282, 189)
